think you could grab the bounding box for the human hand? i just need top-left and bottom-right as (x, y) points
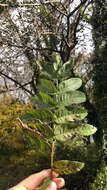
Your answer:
(8, 169), (65, 190)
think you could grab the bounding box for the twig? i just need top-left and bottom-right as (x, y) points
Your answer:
(17, 118), (46, 138)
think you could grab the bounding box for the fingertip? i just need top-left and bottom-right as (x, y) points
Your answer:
(53, 178), (65, 188)
(58, 178), (65, 187)
(46, 181), (57, 190)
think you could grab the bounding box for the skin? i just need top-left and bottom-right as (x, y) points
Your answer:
(8, 169), (65, 190)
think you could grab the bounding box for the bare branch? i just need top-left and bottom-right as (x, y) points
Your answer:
(0, 81), (32, 94)
(0, 71), (33, 95)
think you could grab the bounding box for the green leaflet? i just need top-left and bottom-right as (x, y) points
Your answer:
(54, 123), (97, 142)
(53, 55), (62, 71)
(59, 60), (71, 72)
(58, 78), (82, 92)
(66, 106), (88, 120)
(54, 124), (75, 142)
(37, 79), (57, 94)
(53, 160), (84, 175)
(75, 124), (97, 136)
(39, 61), (57, 80)
(40, 70), (53, 80)
(57, 60), (71, 79)
(32, 93), (55, 109)
(38, 61), (52, 73)
(55, 109), (75, 123)
(55, 106), (88, 123)
(40, 70), (58, 80)
(24, 134), (40, 147)
(40, 178), (51, 190)
(55, 91), (86, 106)
(24, 134), (51, 151)
(29, 123), (54, 137)
(21, 109), (53, 122)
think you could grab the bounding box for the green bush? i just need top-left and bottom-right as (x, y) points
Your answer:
(90, 162), (107, 190)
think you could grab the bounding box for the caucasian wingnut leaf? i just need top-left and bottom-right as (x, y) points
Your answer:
(53, 160), (84, 175)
